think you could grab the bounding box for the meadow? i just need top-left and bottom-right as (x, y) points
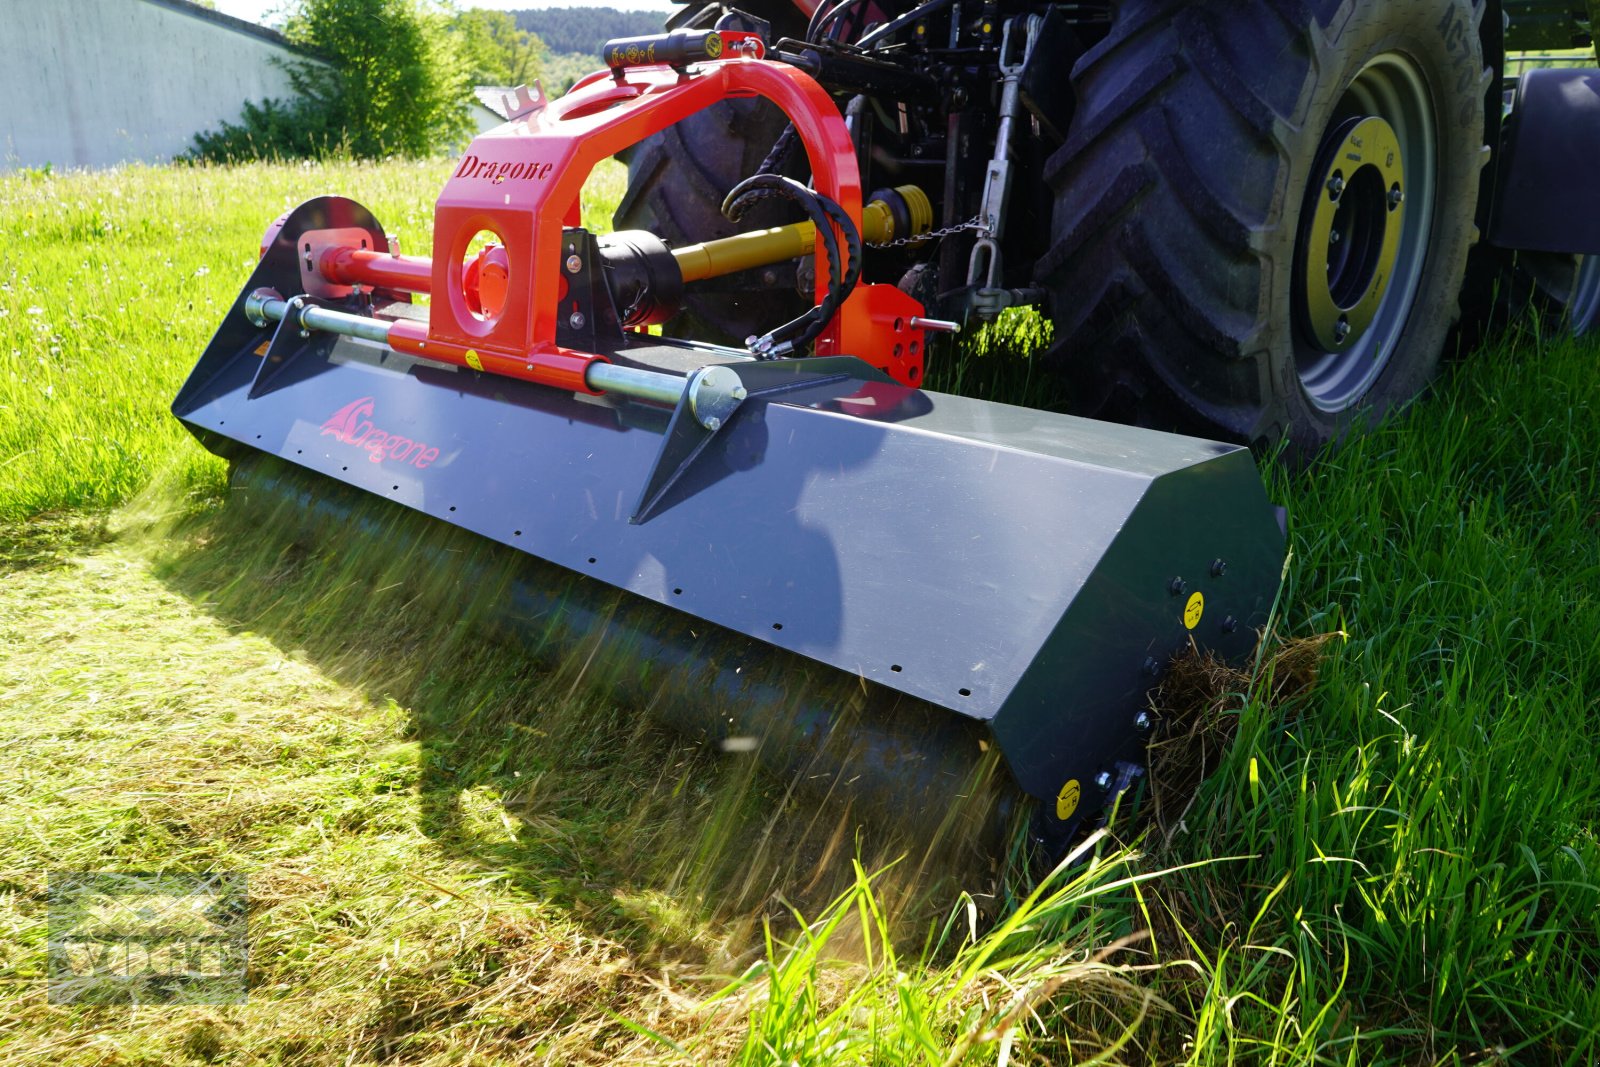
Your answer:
(1, 158), (1598, 1064)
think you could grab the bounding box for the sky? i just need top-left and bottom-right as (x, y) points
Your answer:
(209, 0), (675, 26)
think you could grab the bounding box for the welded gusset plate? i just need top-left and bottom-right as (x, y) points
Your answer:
(1489, 67), (1600, 255)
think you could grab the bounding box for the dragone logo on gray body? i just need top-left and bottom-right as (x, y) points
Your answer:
(320, 397), (441, 467)
(47, 872), (248, 1005)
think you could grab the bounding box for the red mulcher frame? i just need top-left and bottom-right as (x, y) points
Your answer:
(297, 38), (928, 392)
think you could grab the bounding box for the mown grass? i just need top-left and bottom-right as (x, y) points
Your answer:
(3, 159), (1599, 1064)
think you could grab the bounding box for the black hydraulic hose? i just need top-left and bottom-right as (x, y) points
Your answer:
(756, 123), (799, 177)
(809, 0), (868, 43)
(856, 0), (957, 48)
(721, 174), (862, 356)
(724, 176), (846, 352)
(807, 0), (850, 41)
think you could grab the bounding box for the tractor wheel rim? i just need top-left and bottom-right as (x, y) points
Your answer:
(1571, 255), (1600, 336)
(1294, 53), (1439, 414)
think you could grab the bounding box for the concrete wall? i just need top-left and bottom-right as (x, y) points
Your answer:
(0, 0), (313, 169)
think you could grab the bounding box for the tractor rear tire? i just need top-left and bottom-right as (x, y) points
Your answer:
(612, 6), (809, 345)
(1037, 0), (1491, 456)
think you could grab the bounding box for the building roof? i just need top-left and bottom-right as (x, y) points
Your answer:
(139, 0), (299, 51)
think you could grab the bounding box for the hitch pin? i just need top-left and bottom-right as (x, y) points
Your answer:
(909, 316), (960, 334)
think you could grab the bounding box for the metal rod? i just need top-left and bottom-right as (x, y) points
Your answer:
(585, 361), (690, 406)
(245, 288), (700, 412)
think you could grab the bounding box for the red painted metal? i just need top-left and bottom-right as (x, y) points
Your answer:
(427, 56), (862, 361)
(320, 247), (434, 293)
(259, 211), (290, 261)
(820, 284), (928, 386)
(302, 52), (922, 393)
(386, 319), (605, 394)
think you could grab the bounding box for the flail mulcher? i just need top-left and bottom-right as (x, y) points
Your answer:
(174, 38), (1289, 852)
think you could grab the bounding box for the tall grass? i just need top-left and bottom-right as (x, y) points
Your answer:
(3, 160), (1600, 1063)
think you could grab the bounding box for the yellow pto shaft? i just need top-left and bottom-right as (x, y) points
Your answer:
(671, 185), (933, 283)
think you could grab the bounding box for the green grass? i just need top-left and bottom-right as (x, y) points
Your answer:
(3, 159), (1600, 1063)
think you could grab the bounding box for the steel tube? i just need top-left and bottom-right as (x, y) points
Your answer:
(585, 362), (689, 406)
(247, 290), (694, 408)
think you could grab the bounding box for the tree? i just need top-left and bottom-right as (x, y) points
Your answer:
(450, 8), (545, 88)
(282, 0), (472, 159)
(190, 0), (473, 161)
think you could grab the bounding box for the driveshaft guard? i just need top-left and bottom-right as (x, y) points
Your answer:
(175, 296), (1285, 810)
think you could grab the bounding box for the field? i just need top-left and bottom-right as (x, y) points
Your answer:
(2, 159), (1599, 1065)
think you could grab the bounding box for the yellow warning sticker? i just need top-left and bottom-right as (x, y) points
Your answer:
(1055, 778), (1081, 821)
(1184, 591), (1205, 630)
(465, 349), (484, 372)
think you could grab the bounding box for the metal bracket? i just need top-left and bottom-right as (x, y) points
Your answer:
(631, 357), (893, 523)
(554, 229), (628, 353)
(499, 82), (548, 122)
(249, 294), (337, 400)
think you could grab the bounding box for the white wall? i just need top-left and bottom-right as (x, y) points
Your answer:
(0, 0), (313, 169)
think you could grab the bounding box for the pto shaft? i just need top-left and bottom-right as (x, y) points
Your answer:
(317, 187), (935, 299)
(673, 185), (933, 282)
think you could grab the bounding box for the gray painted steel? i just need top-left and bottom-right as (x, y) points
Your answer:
(174, 196), (1286, 813)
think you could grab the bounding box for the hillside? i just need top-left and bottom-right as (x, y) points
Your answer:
(511, 6), (666, 55)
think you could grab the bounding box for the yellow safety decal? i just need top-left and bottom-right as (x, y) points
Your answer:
(705, 33), (723, 58)
(1184, 591), (1205, 630)
(465, 349), (484, 372)
(1055, 778), (1081, 821)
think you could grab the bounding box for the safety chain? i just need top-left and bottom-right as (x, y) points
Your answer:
(865, 215), (988, 249)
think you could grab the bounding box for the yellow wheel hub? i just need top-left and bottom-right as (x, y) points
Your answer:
(1300, 115), (1407, 353)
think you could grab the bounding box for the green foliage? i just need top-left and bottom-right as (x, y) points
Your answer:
(541, 50), (612, 96)
(501, 6), (666, 94)
(187, 82), (349, 163)
(284, 0), (472, 159)
(449, 7), (545, 87)
(189, 0), (473, 162)
(510, 6), (663, 55)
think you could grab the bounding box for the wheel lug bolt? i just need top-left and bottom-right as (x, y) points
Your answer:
(1329, 229), (1342, 245)
(1388, 186), (1405, 210)
(1327, 174), (1345, 199)
(1333, 318), (1351, 343)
